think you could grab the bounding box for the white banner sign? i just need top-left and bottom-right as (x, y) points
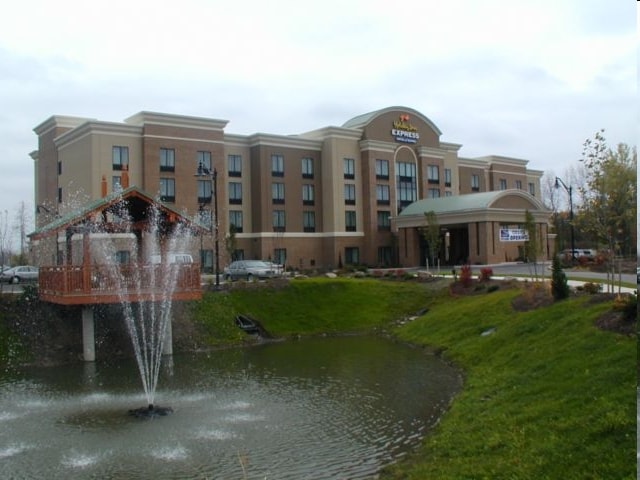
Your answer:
(499, 228), (529, 242)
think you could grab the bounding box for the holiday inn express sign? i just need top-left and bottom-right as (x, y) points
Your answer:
(391, 114), (420, 144)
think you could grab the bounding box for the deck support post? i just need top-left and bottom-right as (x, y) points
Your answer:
(82, 306), (95, 362)
(162, 314), (173, 356)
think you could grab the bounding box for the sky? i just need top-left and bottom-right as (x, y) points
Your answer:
(0, 0), (636, 237)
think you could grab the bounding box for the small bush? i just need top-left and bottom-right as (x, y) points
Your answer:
(479, 267), (493, 282)
(460, 264), (473, 288)
(487, 285), (500, 293)
(582, 282), (602, 294)
(551, 255), (570, 300)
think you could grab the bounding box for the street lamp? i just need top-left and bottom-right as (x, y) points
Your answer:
(554, 176), (575, 263)
(195, 161), (220, 287)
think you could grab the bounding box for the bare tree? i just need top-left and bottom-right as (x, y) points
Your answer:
(0, 210), (13, 267)
(14, 201), (32, 264)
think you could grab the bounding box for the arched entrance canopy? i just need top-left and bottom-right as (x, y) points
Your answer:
(394, 190), (551, 266)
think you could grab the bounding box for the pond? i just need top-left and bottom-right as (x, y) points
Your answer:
(0, 336), (461, 479)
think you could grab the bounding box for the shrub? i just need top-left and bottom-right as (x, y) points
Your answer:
(479, 267), (493, 282)
(551, 255), (570, 300)
(460, 264), (473, 288)
(582, 282), (602, 294)
(487, 285), (500, 293)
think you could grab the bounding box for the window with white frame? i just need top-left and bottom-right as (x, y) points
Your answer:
(112, 146), (129, 171)
(471, 174), (480, 191)
(198, 180), (212, 204)
(343, 158), (355, 179)
(376, 159), (389, 179)
(160, 148), (175, 172)
(427, 165), (439, 184)
(344, 184), (356, 205)
(272, 182), (285, 204)
(499, 178), (507, 190)
(273, 210), (286, 231)
(159, 178), (175, 202)
(303, 211), (315, 232)
(396, 161), (417, 211)
(444, 168), (452, 187)
(302, 184), (314, 205)
(271, 154), (284, 176)
(197, 151), (212, 172)
(376, 184), (390, 205)
(229, 182), (242, 204)
(302, 157), (314, 178)
(228, 154), (242, 177)
(377, 211), (391, 231)
(345, 211), (357, 232)
(229, 210), (243, 233)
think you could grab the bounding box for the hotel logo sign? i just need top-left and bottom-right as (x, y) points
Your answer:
(391, 114), (419, 144)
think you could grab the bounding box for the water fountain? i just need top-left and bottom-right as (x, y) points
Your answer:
(90, 201), (194, 417)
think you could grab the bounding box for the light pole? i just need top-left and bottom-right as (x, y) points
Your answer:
(195, 161), (220, 287)
(554, 176), (575, 263)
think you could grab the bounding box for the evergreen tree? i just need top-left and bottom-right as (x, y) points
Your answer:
(551, 255), (570, 300)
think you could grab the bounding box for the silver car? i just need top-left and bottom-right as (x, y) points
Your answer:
(0, 265), (39, 284)
(224, 260), (278, 282)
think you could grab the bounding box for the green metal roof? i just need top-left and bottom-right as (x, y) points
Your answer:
(29, 186), (202, 239)
(399, 190), (543, 216)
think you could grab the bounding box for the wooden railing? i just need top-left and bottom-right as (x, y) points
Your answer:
(38, 263), (202, 305)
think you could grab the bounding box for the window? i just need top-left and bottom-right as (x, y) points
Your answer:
(377, 211), (391, 231)
(345, 211), (357, 232)
(344, 158), (355, 179)
(499, 178), (507, 190)
(303, 211), (315, 232)
(471, 174), (480, 191)
(345, 247), (359, 265)
(160, 148), (175, 172)
(228, 154), (242, 177)
(200, 249), (213, 274)
(273, 248), (287, 266)
(344, 184), (356, 205)
(115, 250), (130, 264)
(198, 180), (212, 204)
(58, 161), (62, 175)
(528, 182), (536, 196)
(302, 184), (315, 205)
(376, 184), (390, 205)
(272, 182), (285, 204)
(396, 161), (417, 212)
(159, 178), (175, 202)
(377, 246), (392, 266)
(197, 151), (212, 172)
(112, 146), (129, 171)
(271, 154), (284, 177)
(428, 188), (440, 198)
(58, 187), (62, 204)
(112, 176), (122, 192)
(229, 210), (243, 233)
(376, 159), (389, 179)
(515, 180), (523, 190)
(273, 210), (286, 232)
(198, 208), (212, 229)
(229, 182), (242, 204)
(302, 157), (314, 179)
(444, 168), (452, 187)
(445, 190), (453, 197)
(427, 165), (440, 184)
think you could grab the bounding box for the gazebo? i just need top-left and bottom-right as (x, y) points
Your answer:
(29, 185), (206, 360)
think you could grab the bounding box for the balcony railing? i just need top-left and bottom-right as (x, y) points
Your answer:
(38, 263), (202, 305)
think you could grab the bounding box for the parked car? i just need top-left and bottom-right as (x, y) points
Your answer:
(224, 260), (279, 281)
(0, 265), (39, 284)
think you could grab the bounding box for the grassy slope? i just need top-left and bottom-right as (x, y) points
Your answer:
(386, 289), (636, 480)
(196, 278), (635, 478)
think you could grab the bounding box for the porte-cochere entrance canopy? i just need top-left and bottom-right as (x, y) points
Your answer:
(394, 190), (552, 266)
(29, 186), (207, 305)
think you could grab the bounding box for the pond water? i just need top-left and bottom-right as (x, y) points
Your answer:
(0, 336), (461, 479)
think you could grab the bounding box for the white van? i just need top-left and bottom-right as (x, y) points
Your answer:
(149, 253), (194, 265)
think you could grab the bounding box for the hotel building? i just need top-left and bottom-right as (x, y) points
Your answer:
(31, 106), (551, 271)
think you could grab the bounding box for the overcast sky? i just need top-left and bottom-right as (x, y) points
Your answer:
(0, 0), (636, 233)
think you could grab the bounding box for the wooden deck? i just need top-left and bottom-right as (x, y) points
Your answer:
(38, 264), (203, 305)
